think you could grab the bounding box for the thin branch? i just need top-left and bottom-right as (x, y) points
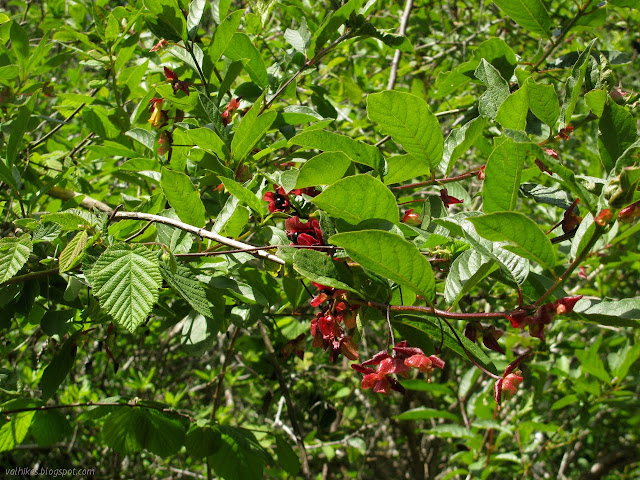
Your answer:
(257, 321), (311, 480)
(0, 268), (59, 287)
(28, 89), (99, 150)
(387, 0), (414, 90)
(212, 327), (241, 419)
(1, 401), (194, 421)
(47, 186), (113, 212)
(351, 298), (511, 320)
(391, 167), (483, 191)
(531, 0), (595, 71)
(112, 211), (285, 265)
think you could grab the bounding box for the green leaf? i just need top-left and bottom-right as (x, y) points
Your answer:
(185, 127), (228, 160)
(397, 316), (498, 375)
(231, 102), (277, 163)
(185, 421), (221, 458)
(290, 130), (385, 175)
(496, 83), (529, 130)
(296, 152), (351, 189)
(102, 407), (186, 457)
(187, 0), (206, 38)
(161, 167), (207, 228)
(308, 0), (365, 58)
(492, 0), (552, 38)
(30, 410), (73, 447)
(208, 426), (272, 480)
(475, 59), (510, 119)
(469, 212), (556, 272)
(292, 249), (358, 294)
(6, 103), (32, 168)
(483, 139), (527, 212)
(143, 0), (187, 42)
(274, 434), (301, 476)
(383, 154), (430, 185)
(0, 234), (32, 283)
(219, 176), (264, 215)
(585, 89), (607, 117)
(126, 128), (156, 150)
(207, 9), (244, 65)
(0, 410), (35, 452)
(224, 33), (268, 87)
(10, 21), (30, 66)
(330, 230), (435, 300)
(181, 311), (217, 355)
(570, 213), (595, 260)
(559, 40), (596, 128)
(573, 298), (640, 328)
(444, 249), (496, 308)
(576, 344), (611, 383)
(527, 79), (559, 127)
(41, 209), (98, 230)
(160, 263), (217, 319)
(90, 244), (163, 332)
(435, 213), (530, 284)
(598, 101), (637, 171)
(367, 91), (443, 171)
(394, 408), (460, 422)
(440, 117), (487, 175)
(40, 335), (77, 401)
(312, 175), (398, 226)
(59, 230), (90, 273)
(284, 17), (311, 54)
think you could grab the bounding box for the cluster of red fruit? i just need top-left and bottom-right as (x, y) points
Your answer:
(309, 284), (360, 363)
(506, 295), (583, 340)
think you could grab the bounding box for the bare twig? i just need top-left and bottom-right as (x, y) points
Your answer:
(387, 0), (414, 90)
(112, 211), (285, 265)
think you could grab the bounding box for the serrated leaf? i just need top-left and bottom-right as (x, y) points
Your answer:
(292, 249), (358, 293)
(312, 175), (398, 226)
(367, 90), (443, 171)
(483, 139), (527, 212)
(160, 263), (215, 319)
(41, 209), (98, 230)
(91, 244), (162, 332)
(330, 230), (435, 301)
(161, 167), (207, 228)
(102, 407), (186, 457)
(469, 212), (556, 272)
(475, 59), (510, 119)
(296, 152), (351, 189)
(59, 231), (89, 273)
(290, 130), (385, 175)
(40, 335), (77, 401)
(33, 222), (63, 243)
(493, 0), (552, 38)
(445, 249), (496, 308)
(0, 234), (32, 283)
